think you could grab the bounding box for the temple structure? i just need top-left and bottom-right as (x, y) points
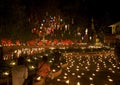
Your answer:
(91, 18), (102, 46)
(104, 21), (120, 46)
(108, 21), (120, 39)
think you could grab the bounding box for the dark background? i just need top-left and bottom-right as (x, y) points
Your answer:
(0, 0), (119, 41)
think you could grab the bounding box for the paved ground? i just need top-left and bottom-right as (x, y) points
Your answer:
(46, 53), (120, 85)
(1, 51), (120, 85)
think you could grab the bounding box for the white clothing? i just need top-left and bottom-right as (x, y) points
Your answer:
(12, 65), (28, 85)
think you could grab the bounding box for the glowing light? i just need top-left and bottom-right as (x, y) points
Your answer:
(49, 60), (52, 63)
(77, 75), (81, 78)
(36, 76), (41, 81)
(76, 66), (79, 68)
(85, 66), (88, 69)
(29, 65), (35, 70)
(112, 71), (115, 73)
(57, 65), (60, 68)
(92, 73), (96, 76)
(85, 28), (88, 34)
(52, 69), (56, 72)
(89, 36), (92, 40)
(67, 70), (70, 72)
(57, 78), (61, 81)
(89, 77), (93, 81)
(96, 69), (99, 72)
(41, 23), (43, 26)
(10, 61), (16, 66)
(81, 73), (84, 75)
(3, 72), (9, 76)
(108, 78), (113, 82)
(76, 68), (79, 71)
(27, 59), (31, 62)
(34, 57), (37, 60)
(72, 73), (75, 76)
(117, 67), (120, 69)
(76, 82), (80, 85)
(107, 76), (110, 78)
(90, 84), (94, 85)
(63, 76), (67, 79)
(65, 73), (68, 76)
(60, 19), (63, 22)
(66, 80), (69, 84)
(108, 68), (112, 71)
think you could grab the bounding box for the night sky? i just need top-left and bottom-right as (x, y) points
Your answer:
(0, 0), (120, 40)
(0, 0), (120, 23)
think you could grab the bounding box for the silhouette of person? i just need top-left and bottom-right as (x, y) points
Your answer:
(52, 49), (61, 65)
(115, 39), (120, 64)
(12, 56), (28, 85)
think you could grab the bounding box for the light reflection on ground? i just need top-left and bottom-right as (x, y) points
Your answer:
(46, 52), (120, 85)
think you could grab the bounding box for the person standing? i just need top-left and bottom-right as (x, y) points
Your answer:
(36, 55), (51, 78)
(12, 56), (28, 85)
(114, 39), (120, 64)
(33, 55), (51, 85)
